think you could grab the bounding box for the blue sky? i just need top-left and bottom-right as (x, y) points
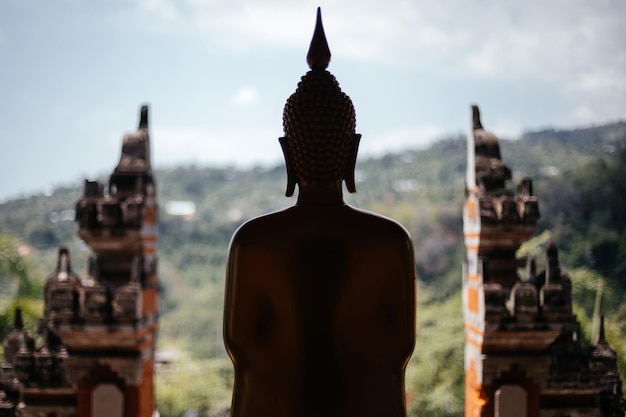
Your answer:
(1, 0), (624, 202)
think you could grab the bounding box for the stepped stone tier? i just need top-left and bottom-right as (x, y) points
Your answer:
(0, 105), (158, 417)
(463, 104), (625, 417)
(224, 8), (416, 417)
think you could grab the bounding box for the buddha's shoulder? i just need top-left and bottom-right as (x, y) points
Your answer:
(231, 205), (411, 245)
(347, 206), (413, 242)
(229, 209), (295, 242)
(348, 205), (407, 229)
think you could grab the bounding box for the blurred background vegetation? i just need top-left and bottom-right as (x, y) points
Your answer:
(1, 121), (625, 416)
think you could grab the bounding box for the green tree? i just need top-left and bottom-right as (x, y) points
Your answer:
(0, 230), (43, 351)
(156, 357), (233, 417)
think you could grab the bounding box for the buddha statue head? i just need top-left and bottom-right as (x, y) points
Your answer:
(280, 8), (361, 197)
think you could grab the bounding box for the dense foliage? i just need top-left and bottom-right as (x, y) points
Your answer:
(1, 121), (625, 416)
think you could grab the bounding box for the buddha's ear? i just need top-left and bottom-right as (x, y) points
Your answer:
(279, 137), (297, 197)
(344, 133), (361, 194)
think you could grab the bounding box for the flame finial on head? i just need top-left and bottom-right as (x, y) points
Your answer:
(307, 8), (331, 70)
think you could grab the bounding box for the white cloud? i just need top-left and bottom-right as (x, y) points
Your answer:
(152, 125), (283, 168)
(489, 118), (522, 140)
(360, 124), (447, 157)
(568, 105), (599, 124)
(125, 0), (626, 91)
(136, 0), (182, 23)
(571, 71), (626, 96)
(231, 86), (260, 107)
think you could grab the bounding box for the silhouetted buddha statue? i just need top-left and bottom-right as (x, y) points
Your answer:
(223, 9), (416, 417)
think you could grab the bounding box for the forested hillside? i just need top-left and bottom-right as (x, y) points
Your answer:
(1, 121), (625, 416)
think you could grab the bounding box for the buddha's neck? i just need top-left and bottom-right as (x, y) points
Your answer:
(296, 181), (345, 206)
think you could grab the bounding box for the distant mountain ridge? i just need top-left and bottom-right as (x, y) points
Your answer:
(520, 120), (626, 143)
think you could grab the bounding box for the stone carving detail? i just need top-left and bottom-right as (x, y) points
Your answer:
(484, 287), (508, 324)
(507, 282), (538, 323)
(82, 282), (111, 324)
(472, 106), (512, 193)
(98, 358), (143, 386)
(44, 247), (82, 322)
(539, 243), (572, 319)
(2, 309), (33, 367)
(8, 321), (69, 388)
(113, 282), (142, 323)
(75, 180), (103, 228)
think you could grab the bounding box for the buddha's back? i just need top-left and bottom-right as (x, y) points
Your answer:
(225, 205), (416, 417)
(223, 9), (416, 417)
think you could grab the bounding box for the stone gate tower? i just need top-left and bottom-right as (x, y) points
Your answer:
(68, 104), (159, 417)
(22, 104), (160, 417)
(462, 104), (624, 416)
(1, 105), (159, 417)
(462, 104), (541, 416)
